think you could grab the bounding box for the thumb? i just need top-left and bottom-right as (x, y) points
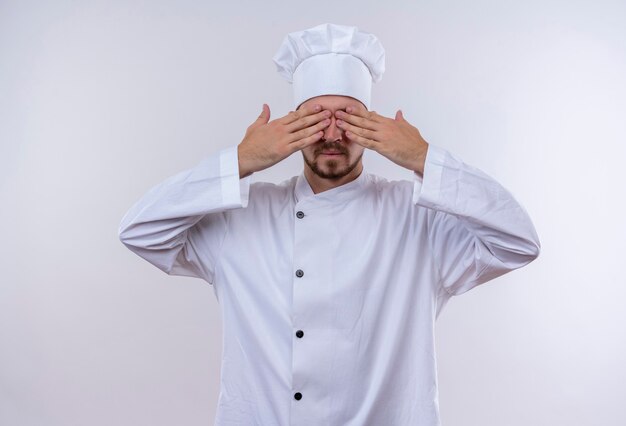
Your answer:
(257, 103), (270, 124)
(395, 109), (404, 121)
(248, 104), (271, 133)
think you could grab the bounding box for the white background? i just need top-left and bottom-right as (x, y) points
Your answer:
(1, 0), (625, 425)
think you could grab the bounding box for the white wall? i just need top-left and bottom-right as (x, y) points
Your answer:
(1, 0), (624, 425)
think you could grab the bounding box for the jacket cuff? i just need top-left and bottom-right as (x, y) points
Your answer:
(219, 145), (251, 208)
(412, 144), (446, 207)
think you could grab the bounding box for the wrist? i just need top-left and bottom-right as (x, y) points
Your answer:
(412, 143), (428, 177)
(237, 145), (254, 179)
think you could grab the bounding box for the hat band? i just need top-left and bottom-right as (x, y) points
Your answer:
(293, 53), (372, 109)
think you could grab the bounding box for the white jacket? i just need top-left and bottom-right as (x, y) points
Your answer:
(119, 144), (540, 426)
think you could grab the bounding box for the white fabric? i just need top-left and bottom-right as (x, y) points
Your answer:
(119, 145), (540, 426)
(272, 23), (385, 109)
(292, 53), (373, 110)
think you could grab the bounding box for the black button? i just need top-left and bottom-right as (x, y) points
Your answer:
(296, 330), (304, 338)
(295, 269), (304, 278)
(296, 211), (305, 219)
(294, 392), (302, 400)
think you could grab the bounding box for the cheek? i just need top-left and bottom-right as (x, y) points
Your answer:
(348, 144), (365, 156)
(301, 145), (316, 157)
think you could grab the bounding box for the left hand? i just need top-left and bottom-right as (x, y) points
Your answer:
(335, 105), (429, 175)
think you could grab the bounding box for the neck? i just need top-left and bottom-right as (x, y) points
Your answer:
(303, 161), (364, 194)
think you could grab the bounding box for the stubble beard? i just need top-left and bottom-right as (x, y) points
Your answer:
(302, 144), (363, 180)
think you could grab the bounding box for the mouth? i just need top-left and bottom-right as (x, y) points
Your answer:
(319, 151), (345, 156)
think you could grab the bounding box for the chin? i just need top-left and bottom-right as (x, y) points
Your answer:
(302, 150), (362, 180)
(315, 161), (358, 180)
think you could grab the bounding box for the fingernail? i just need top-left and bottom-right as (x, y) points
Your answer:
(314, 105), (321, 111)
(346, 107), (352, 113)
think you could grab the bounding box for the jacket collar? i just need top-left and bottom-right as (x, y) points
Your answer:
(294, 168), (369, 206)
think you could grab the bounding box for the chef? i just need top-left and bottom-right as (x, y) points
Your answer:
(119, 23), (540, 426)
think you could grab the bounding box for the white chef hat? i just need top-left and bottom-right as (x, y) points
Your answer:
(272, 23), (385, 110)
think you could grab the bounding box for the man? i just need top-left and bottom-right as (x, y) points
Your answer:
(119, 23), (540, 426)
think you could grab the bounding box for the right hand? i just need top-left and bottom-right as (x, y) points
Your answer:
(237, 103), (332, 178)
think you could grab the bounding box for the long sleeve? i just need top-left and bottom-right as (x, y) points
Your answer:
(412, 144), (541, 296)
(118, 145), (251, 284)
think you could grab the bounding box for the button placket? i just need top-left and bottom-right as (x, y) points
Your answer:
(292, 202), (331, 419)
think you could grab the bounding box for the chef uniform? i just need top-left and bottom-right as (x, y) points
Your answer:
(119, 23), (540, 426)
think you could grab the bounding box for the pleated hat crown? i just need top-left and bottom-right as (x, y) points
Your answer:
(272, 23), (385, 109)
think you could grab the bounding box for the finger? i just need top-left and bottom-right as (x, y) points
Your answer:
(287, 117), (331, 144)
(285, 109), (331, 133)
(336, 118), (379, 142)
(345, 130), (378, 150)
(289, 130), (325, 153)
(335, 108), (380, 131)
(347, 105), (383, 123)
(278, 103), (322, 125)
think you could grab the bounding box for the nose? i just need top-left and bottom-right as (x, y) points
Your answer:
(322, 115), (343, 142)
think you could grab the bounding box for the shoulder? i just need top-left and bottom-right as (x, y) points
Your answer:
(361, 172), (430, 234)
(238, 176), (297, 214)
(249, 176), (297, 198)
(365, 172), (414, 205)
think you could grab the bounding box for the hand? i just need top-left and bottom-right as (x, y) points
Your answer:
(335, 105), (429, 175)
(237, 103), (332, 178)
